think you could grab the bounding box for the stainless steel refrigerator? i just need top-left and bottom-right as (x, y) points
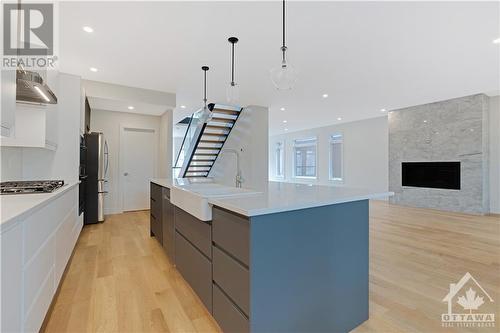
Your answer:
(84, 132), (108, 224)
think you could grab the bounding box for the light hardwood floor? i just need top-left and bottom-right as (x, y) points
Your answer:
(43, 201), (500, 333)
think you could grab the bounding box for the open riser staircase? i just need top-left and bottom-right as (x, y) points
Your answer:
(175, 103), (243, 178)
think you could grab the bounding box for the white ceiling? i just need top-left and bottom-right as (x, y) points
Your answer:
(58, 1), (500, 135)
(87, 96), (169, 116)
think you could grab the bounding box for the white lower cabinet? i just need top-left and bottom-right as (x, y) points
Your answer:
(0, 185), (82, 333)
(0, 223), (23, 333)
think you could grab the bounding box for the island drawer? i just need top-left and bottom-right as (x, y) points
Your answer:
(175, 207), (212, 259)
(212, 207), (249, 266)
(150, 183), (162, 216)
(213, 284), (249, 333)
(175, 231), (212, 312)
(150, 182), (162, 201)
(213, 246), (249, 316)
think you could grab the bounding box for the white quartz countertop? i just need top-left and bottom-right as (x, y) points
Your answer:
(1, 181), (79, 231)
(208, 182), (394, 217)
(150, 178), (393, 218)
(150, 178), (173, 189)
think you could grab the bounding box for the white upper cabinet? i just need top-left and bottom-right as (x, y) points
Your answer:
(1, 69), (17, 137)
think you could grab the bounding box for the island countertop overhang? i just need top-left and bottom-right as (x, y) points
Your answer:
(150, 178), (392, 218)
(208, 182), (393, 217)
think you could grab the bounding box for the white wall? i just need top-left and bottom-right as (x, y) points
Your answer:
(90, 109), (168, 214)
(211, 105), (269, 191)
(269, 116), (389, 193)
(489, 95), (500, 213)
(0, 147), (23, 180)
(158, 110), (173, 179)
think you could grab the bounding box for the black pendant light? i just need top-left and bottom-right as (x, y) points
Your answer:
(270, 0), (297, 90)
(226, 37), (239, 103)
(201, 66), (211, 120)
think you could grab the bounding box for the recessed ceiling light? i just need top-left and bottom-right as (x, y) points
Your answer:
(127, 106), (134, 110)
(337, 117), (342, 121)
(280, 107), (285, 111)
(82, 26), (94, 33)
(493, 38), (500, 44)
(322, 94), (329, 98)
(380, 108), (387, 112)
(180, 105), (186, 109)
(89, 67), (98, 72)
(284, 128), (288, 131)
(283, 120), (287, 123)
(423, 120), (427, 123)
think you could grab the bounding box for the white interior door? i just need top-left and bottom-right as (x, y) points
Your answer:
(122, 128), (156, 211)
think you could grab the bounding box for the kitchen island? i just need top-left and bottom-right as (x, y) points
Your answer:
(150, 179), (392, 333)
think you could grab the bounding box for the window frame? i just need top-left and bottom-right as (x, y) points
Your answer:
(329, 133), (344, 183)
(293, 137), (318, 179)
(275, 140), (285, 179)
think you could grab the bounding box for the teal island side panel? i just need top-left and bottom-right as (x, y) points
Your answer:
(249, 199), (369, 333)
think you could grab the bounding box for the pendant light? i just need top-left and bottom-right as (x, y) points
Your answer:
(200, 66), (212, 121)
(270, 0), (297, 90)
(226, 37), (239, 104)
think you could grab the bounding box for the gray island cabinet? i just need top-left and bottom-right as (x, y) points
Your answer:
(211, 200), (369, 333)
(150, 180), (391, 333)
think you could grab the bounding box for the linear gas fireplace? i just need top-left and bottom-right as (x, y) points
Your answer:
(402, 162), (460, 190)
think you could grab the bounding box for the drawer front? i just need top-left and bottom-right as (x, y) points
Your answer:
(150, 197), (161, 220)
(150, 182), (162, 201)
(212, 207), (249, 266)
(213, 246), (249, 316)
(175, 207), (211, 258)
(213, 284), (249, 333)
(23, 187), (76, 264)
(162, 197), (175, 263)
(175, 231), (212, 312)
(150, 213), (162, 243)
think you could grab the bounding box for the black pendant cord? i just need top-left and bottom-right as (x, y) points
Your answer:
(228, 37), (239, 86)
(231, 42), (235, 85)
(202, 66), (209, 107)
(281, 0), (287, 64)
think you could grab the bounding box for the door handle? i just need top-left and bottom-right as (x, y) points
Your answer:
(124, 172), (129, 176)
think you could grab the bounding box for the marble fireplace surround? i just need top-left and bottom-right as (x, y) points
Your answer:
(389, 94), (489, 214)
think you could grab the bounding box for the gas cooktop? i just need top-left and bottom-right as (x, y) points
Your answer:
(0, 180), (64, 195)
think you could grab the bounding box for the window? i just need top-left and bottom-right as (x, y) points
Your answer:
(275, 141), (284, 178)
(293, 137), (317, 178)
(329, 134), (343, 181)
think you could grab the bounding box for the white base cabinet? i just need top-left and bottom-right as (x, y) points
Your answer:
(1, 185), (82, 333)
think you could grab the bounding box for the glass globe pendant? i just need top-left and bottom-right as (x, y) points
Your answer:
(200, 66), (212, 122)
(226, 37), (240, 104)
(270, 0), (297, 90)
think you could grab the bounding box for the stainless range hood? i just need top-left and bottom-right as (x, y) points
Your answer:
(16, 69), (58, 104)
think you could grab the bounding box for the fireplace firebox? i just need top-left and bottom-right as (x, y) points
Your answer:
(402, 162), (460, 190)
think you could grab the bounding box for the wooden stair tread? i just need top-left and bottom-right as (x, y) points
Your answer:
(210, 117), (236, 123)
(205, 125), (230, 130)
(202, 133), (227, 137)
(212, 109), (240, 116)
(199, 141), (224, 145)
(196, 147), (221, 150)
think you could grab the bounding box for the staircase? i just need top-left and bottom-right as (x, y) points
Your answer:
(174, 103), (243, 178)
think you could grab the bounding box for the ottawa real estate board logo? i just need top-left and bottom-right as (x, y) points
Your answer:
(2, 2), (56, 69)
(442, 272), (495, 328)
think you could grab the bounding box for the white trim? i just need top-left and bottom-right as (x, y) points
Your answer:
(119, 124), (159, 213)
(329, 133), (344, 183)
(275, 139), (285, 179)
